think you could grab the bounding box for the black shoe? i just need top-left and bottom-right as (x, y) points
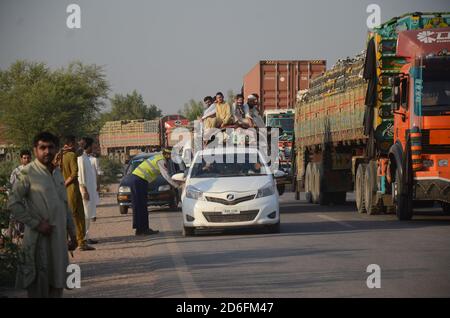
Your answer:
(87, 239), (98, 244)
(135, 229), (159, 236)
(79, 244), (96, 251)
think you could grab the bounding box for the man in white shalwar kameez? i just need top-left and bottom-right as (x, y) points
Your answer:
(77, 137), (98, 244)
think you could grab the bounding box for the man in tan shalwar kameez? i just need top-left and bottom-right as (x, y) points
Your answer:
(8, 132), (77, 298)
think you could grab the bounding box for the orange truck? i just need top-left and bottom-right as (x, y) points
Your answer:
(295, 12), (450, 219)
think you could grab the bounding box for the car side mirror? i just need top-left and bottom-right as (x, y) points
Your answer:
(172, 173), (186, 183)
(274, 170), (285, 178)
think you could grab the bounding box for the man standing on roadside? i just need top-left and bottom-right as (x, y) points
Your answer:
(9, 150), (32, 186)
(77, 137), (99, 244)
(8, 132), (77, 298)
(61, 136), (95, 251)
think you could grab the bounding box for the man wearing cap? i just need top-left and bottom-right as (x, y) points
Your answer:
(122, 149), (180, 236)
(247, 95), (265, 128)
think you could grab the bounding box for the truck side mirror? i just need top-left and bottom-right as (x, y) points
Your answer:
(400, 78), (408, 109)
(392, 85), (401, 111)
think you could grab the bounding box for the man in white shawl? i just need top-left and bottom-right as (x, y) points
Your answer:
(77, 137), (98, 245)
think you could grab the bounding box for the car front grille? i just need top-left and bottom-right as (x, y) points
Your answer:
(202, 210), (259, 223)
(205, 194), (255, 205)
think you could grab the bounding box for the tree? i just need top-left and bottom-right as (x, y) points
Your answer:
(179, 99), (204, 121)
(105, 90), (162, 122)
(0, 60), (109, 148)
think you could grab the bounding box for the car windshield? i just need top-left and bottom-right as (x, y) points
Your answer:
(190, 153), (269, 178)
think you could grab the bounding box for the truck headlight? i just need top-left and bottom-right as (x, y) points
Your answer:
(255, 182), (276, 198)
(438, 159), (448, 167)
(158, 185), (171, 192)
(118, 186), (131, 193)
(185, 186), (205, 201)
(423, 160), (434, 168)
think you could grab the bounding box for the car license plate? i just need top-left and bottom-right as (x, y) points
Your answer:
(223, 209), (240, 215)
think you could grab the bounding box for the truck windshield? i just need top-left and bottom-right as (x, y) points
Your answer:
(190, 154), (268, 178)
(422, 58), (450, 114)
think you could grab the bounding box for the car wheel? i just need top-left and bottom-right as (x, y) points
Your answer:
(277, 184), (285, 196)
(182, 226), (195, 237)
(266, 221), (280, 234)
(119, 206), (128, 215)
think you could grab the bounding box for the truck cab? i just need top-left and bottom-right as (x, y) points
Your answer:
(264, 110), (296, 195)
(389, 28), (450, 218)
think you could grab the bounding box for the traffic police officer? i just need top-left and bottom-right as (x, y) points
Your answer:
(124, 148), (180, 235)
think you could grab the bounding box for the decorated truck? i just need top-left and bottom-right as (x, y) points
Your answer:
(294, 12), (450, 220)
(99, 115), (189, 163)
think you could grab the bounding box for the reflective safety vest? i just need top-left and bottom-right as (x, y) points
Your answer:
(132, 153), (164, 183)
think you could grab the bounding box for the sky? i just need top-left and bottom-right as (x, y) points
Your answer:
(1, 0), (449, 114)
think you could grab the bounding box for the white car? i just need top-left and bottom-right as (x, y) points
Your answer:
(172, 148), (281, 236)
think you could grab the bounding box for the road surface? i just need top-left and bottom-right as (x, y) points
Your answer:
(4, 186), (450, 298)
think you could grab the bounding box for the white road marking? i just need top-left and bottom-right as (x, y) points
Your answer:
(317, 214), (355, 229)
(158, 214), (204, 298)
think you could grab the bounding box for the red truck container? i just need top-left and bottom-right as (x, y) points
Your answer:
(243, 60), (326, 114)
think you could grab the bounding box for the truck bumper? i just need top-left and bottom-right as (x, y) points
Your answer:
(414, 177), (450, 203)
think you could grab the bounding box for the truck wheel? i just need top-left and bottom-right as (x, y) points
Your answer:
(312, 163), (330, 205)
(355, 164), (367, 214)
(332, 192), (347, 205)
(304, 163), (313, 203)
(395, 168), (413, 220)
(182, 226), (196, 237)
(311, 163), (320, 204)
(442, 202), (450, 215)
(364, 161), (379, 215)
(119, 206), (128, 215)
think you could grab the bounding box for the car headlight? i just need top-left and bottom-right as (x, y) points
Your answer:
(185, 185), (205, 201)
(255, 181), (276, 198)
(158, 185), (171, 192)
(118, 186), (131, 193)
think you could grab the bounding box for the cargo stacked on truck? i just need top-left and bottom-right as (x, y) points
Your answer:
(295, 12), (450, 219)
(99, 115), (189, 163)
(243, 60), (326, 193)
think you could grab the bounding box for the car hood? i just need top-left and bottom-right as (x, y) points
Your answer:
(187, 176), (271, 193)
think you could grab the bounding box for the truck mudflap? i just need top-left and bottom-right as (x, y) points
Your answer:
(414, 178), (450, 203)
